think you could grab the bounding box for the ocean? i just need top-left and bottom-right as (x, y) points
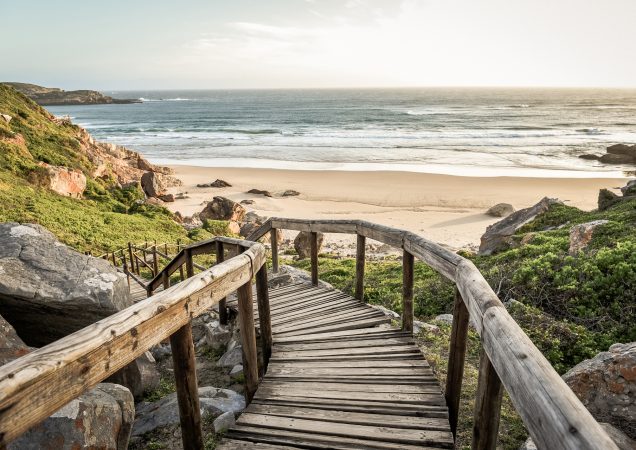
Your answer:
(47, 88), (636, 178)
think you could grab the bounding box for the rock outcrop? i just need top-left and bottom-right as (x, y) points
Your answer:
(132, 387), (245, 437)
(35, 162), (87, 198)
(563, 342), (635, 439)
(282, 189), (300, 197)
(199, 197), (246, 222)
(569, 220), (609, 255)
(3, 82), (140, 106)
(247, 188), (272, 197)
(197, 179), (232, 188)
(9, 383), (135, 450)
(579, 144), (636, 165)
(294, 231), (325, 259)
(141, 171), (166, 198)
(0, 223), (131, 346)
(479, 197), (561, 255)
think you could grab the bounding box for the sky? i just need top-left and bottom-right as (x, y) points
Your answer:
(1, 0), (636, 90)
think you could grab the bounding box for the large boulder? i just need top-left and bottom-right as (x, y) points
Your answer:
(621, 180), (636, 196)
(0, 313), (30, 365)
(106, 351), (160, 400)
(268, 265), (333, 290)
(199, 196), (245, 222)
(131, 387), (245, 437)
(294, 231), (325, 259)
(36, 162), (86, 198)
(599, 189), (622, 211)
(140, 171), (166, 198)
(568, 220), (609, 255)
(563, 342), (636, 439)
(9, 383), (134, 450)
(0, 223), (132, 346)
(479, 197), (561, 255)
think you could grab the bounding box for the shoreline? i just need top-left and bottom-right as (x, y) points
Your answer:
(165, 165), (628, 250)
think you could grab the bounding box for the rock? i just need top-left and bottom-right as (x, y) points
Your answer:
(158, 193), (175, 202)
(217, 345), (243, 368)
(106, 351), (160, 400)
(150, 343), (172, 361)
(132, 387), (245, 437)
(199, 196), (246, 222)
(10, 383), (134, 450)
(245, 211), (264, 223)
(247, 188), (272, 197)
(211, 179), (232, 188)
(621, 180), (636, 196)
(434, 314), (454, 325)
(229, 364), (244, 380)
(0, 313), (31, 365)
(607, 144), (636, 157)
(413, 320), (439, 334)
(240, 199), (254, 205)
(175, 192), (189, 200)
(479, 197), (562, 255)
(0, 223), (131, 346)
(599, 153), (636, 164)
(520, 423), (635, 450)
(204, 320), (232, 350)
(227, 221), (241, 235)
(294, 231), (325, 259)
(182, 213), (203, 230)
(1, 114), (12, 123)
(486, 203), (515, 218)
(599, 189), (622, 211)
(267, 265), (333, 290)
(563, 342), (636, 439)
(140, 171), (167, 198)
(213, 411), (236, 433)
(144, 197), (165, 206)
(35, 162), (86, 198)
(281, 189), (300, 197)
(579, 154), (601, 161)
(369, 304), (400, 319)
(568, 220), (609, 255)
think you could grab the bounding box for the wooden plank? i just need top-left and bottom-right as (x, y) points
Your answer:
(267, 359), (429, 369)
(258, 381), (439, 394)
(273, 328), (410, 344)
(270, 228), (279, 273)
(274, 317), (391, 337)
(271, 344), (420, 359)
(445, 287), (469, 438)
(253, 387), (447, 405)
(227, 425), (446, 450)
(217, 439), (301, 450)
(355, 234), (365, 300)
(235, 413), (454, 447)
(273, 337), (415, 351)
(266, 366), (433, 377)
(245, 403), (450, 431)
(250, 397), (448, 417)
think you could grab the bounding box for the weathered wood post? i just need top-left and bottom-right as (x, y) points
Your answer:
(177, 239), (185, 281)
(111, 252), (117, 266)
(355, 234), (366, 300)
(237, 276), (259, 403)
(472, 350), (504, 450)
(127, 242), (134, 273)
(215, 240), (228, 325)
(152, 245), (159, 277)
(445, 287), (470, 437)
(255, 262), (272, 372)
(310, 231), (319, 286)
(122, 255), (131, 289)
(169, 247), (203, 450)
(402, 250), (414, 333)
(270, 228), (279, 273)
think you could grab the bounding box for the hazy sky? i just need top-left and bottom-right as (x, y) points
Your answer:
(2, 0), (636, 90)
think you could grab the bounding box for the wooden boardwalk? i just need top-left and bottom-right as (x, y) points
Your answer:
(219, 282), (454, 449)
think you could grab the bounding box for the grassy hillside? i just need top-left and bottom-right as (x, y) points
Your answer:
(0, 84), (186, 252)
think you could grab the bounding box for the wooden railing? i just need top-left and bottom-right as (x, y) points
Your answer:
(0, 238), (271, 450)
(245, 218), (617, 450)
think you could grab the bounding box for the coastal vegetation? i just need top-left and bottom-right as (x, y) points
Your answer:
(0, 84), (186, 252)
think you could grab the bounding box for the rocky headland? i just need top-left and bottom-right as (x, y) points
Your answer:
(3, 82), (140, 106)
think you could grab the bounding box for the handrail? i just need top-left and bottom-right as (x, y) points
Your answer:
(0, 241), (270, 449)
(247, 217), (617, 450)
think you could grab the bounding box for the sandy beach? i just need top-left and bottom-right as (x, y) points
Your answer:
(165, 165), (627, 251)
